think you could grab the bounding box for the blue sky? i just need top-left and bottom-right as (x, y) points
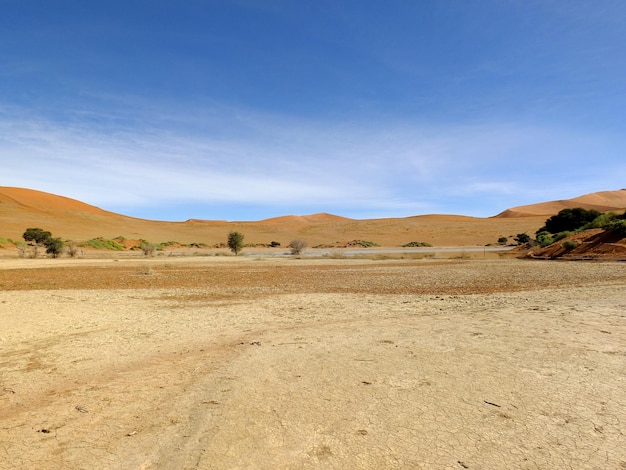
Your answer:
(1, 1), (625, 221)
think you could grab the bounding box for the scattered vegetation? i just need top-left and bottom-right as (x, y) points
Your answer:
(537, 208), (601, 234)
(562, 240), (578, 251)
(189, 242), (210, 249)
(0, 237), (16, 245)
(533, 208), (626, 248)
(552, 231), (571, 243)
(288, 239), (308, 255)
(44, 237), (64, 258)
(159, 241), (180, 248)
(346, 240), (379, 248)
(22, 227), (64, 258)
(227, 231), (245, 255)
(524, 208), (626, 259)
(535, 231), (553, 247)
(402, 241), (433, 247)
(81, 237), (126, 251)
(23, 228), (52, 245)
(514, 233), (531, 245)
(139, 241), (157, 256)
(497, 236), (508, 245)
(66, 241), (82, 258)
(606, 219), (626, 237)
(269, 241), (281, 247)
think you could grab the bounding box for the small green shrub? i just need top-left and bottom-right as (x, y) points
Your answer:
(562, 240), (578, 250)
(581, 212), (617, 230)
(188, 242), (209, 248)
(553, 231), (571, 243)
(536, 231), (554, 247)
(346, 240), (379, 247)
(45, 237), (64, 258)
(402, 241), (433, 247)
(81, 237), (126, 251)
(606, 219), (626, 237)
(497, 237), (508, 245)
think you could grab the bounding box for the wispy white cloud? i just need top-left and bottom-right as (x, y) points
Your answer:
(1, 103), (624, 219)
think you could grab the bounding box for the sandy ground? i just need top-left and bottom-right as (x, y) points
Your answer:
(1, 257), (625, 469)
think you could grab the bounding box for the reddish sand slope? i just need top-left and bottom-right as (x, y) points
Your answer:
(3, 186), (621, 247)
(497, 189), (626, 217)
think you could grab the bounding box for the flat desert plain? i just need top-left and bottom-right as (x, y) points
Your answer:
(1, 256), (625, 469)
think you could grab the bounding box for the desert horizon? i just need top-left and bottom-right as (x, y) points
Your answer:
(2, 186), (626, 250)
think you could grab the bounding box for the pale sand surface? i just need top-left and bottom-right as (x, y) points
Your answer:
(1, 258), (625, 469)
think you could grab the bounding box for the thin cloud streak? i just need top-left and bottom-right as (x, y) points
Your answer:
(1, 105), (624, 219)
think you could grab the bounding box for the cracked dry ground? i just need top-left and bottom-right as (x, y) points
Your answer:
(1, 258), (625, 469)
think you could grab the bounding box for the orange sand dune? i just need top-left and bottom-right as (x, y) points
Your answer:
(7, 186), (617, 247)
(497, 189), (626, 217)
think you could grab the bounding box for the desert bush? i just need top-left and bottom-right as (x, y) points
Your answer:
(536, 231), (554, 247)
(606, 219), (626, 237)
(269, 241), (281, 247)
(537, 208), (601, 234)
(66, 241), (82, 258)
(140, 242), (156, 256)
(44, 237), (64, 258)
(187, 242), (208, 248)
(562, 240), (578, 250)
(497, 237), (508, 245)
(23, 227), (64, 258)
(227, 231), (244, 255)
(288, 239), (308, 255)
(346, 240), (379, 248)
(402, 241), (433, 247)
(81, 237), (125, 251)
(552, 231), (571, 243)
(580, 212), (617, 230)
(17, 245), (28, 258)
(514, 233), (531, 245)
(0, 237), (15, 246)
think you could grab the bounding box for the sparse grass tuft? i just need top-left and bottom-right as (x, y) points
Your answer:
(81, 237), (126, 251)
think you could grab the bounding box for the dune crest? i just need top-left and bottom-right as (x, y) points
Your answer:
(3, 186), (621, 247)
(495, 189), (626, 218)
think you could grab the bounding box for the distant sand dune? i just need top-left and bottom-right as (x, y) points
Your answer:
(2, 186), (624, 247)
(497, 189), (626, 217)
